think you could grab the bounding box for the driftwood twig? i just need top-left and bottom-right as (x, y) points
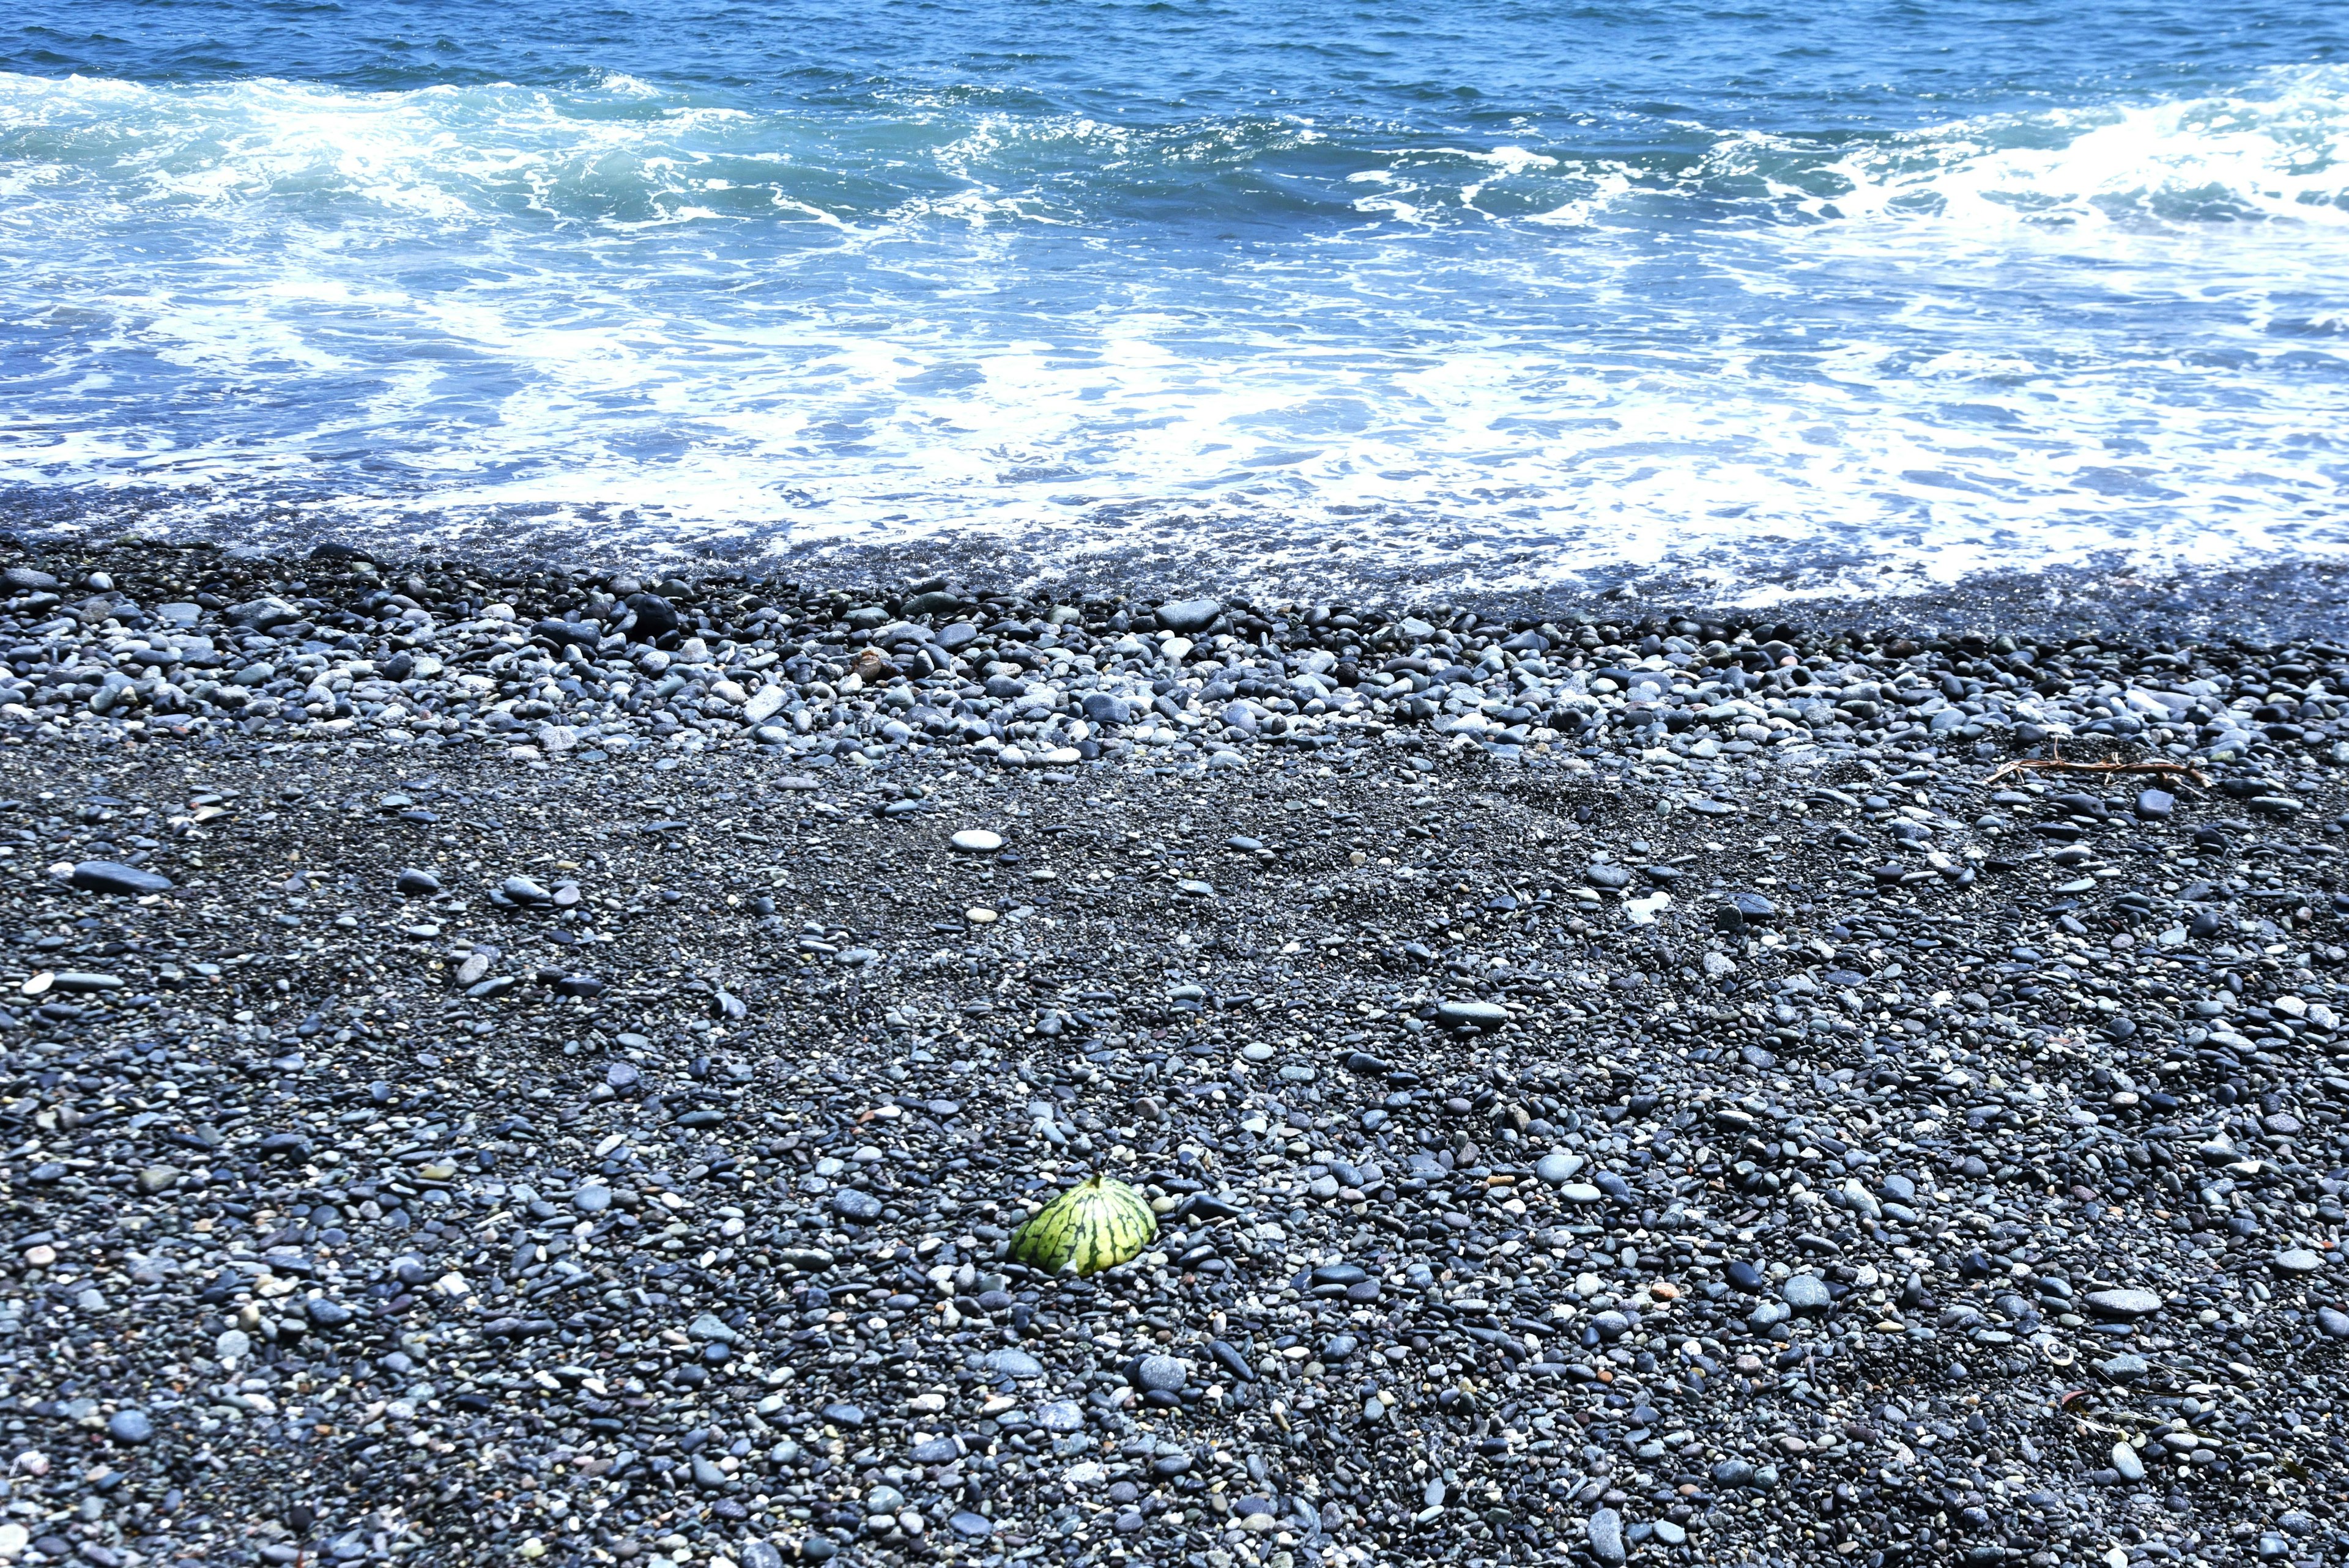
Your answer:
(1982, 747), (2208, 790)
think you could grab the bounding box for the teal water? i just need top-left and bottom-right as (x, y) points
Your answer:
(4, 2), (2347, 596)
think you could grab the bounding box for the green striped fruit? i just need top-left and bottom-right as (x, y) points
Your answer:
(1008, 1174), (1158, 1278)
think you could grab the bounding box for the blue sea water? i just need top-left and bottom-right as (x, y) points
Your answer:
(2, 1), (2347, 599)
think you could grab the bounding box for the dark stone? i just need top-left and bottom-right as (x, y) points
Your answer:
(70, 860), (173, 897)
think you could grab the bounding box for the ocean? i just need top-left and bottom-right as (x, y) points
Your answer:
(3, 0), (2347, 604)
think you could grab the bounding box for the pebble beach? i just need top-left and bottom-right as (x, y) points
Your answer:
(1, 539), (2346, 1568)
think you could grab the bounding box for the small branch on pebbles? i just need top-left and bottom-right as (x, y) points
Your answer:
(1982, 753), (2210, 788)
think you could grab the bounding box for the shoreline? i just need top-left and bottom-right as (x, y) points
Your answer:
(13, 514), (2349, 648)
(0, 540), (2345, 1568)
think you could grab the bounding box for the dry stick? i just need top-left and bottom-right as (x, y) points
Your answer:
(1981, 749), (2210, 789)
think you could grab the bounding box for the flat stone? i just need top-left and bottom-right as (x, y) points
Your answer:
(69, 860), (173, 897)
(949, 1512), (993, 1539)
(1130, 1354), (1187, 1392)
(303, 1300), (354, 1329)
(1535, 1153), (1580, 1185)
(983, 1348), (1044, 1380)
(829, 1189), (883, 1222)
(2111, 1441), (2145, 1482)
(105, 1410), (153, 1446)
(1588, 1507), (1627, 1566)
(572, 1184), (611, 1214)
(2099, 1353), (2151, 1383)
(2273, 1249), (2323, 1274)
(2085, 1288), (2163, 1319)
(1435, 999), (1508, 1032)
(1157, 599), (1222, 634)
(949, 829), (1004, 852)
(689, 1313), (738, 1344)
(1781, 1274), (1831, 1315)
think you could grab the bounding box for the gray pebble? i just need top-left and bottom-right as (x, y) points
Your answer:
(1130, 1354), (1187, 1392)
(1587, 1507), (1627, 1566)
(1782, 1274), (1832, 1315)
(983, 1347), (1044, 1379)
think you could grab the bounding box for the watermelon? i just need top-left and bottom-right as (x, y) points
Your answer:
(1008, 1174), (1158, 1277)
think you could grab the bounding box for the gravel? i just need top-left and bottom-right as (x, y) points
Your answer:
(2, 542), (2348, 1568)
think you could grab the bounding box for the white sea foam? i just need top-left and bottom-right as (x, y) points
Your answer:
(1, 66), (2345, 599)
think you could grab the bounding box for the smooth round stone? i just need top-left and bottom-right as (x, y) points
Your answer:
(741, 1545), (786, 1568)
(1654, 1520), (1688, 1547)
(1535, 1153), (1578, 1185)
(950, 829), (1004, 852)
(1725, 1260), (1764, 1293)
(691, 1456), (729, 1490)
(2273, 1249), (2323, 1274)
(820, 1401), (867, 1427)
(572, 1184), (612, 1214)
(606, 1061), (640, 1089)
(2099, 1353), (2151, 1383)
(829, 1189), (883, 1222)
(1782, 1274), (1832, 1315)
(106, 1409), (153, 1446)
(2086, 1288), (2163, 1318)
(1130, 1354), (1187, 1392)
(1561, 1183), (1603, 1205)
(863, 1485), (906, 1515)
(910, 1437), (959, 1465)
(1036, 1400), (1084, 1433)
(983, 1348), (1044, 1380)
(950, 1512), (992, 1539)
(2111, 1441), (2146, 1482)
(2317, 1306), (2349, 1339)
(1710, 1459), (1754, 1488)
